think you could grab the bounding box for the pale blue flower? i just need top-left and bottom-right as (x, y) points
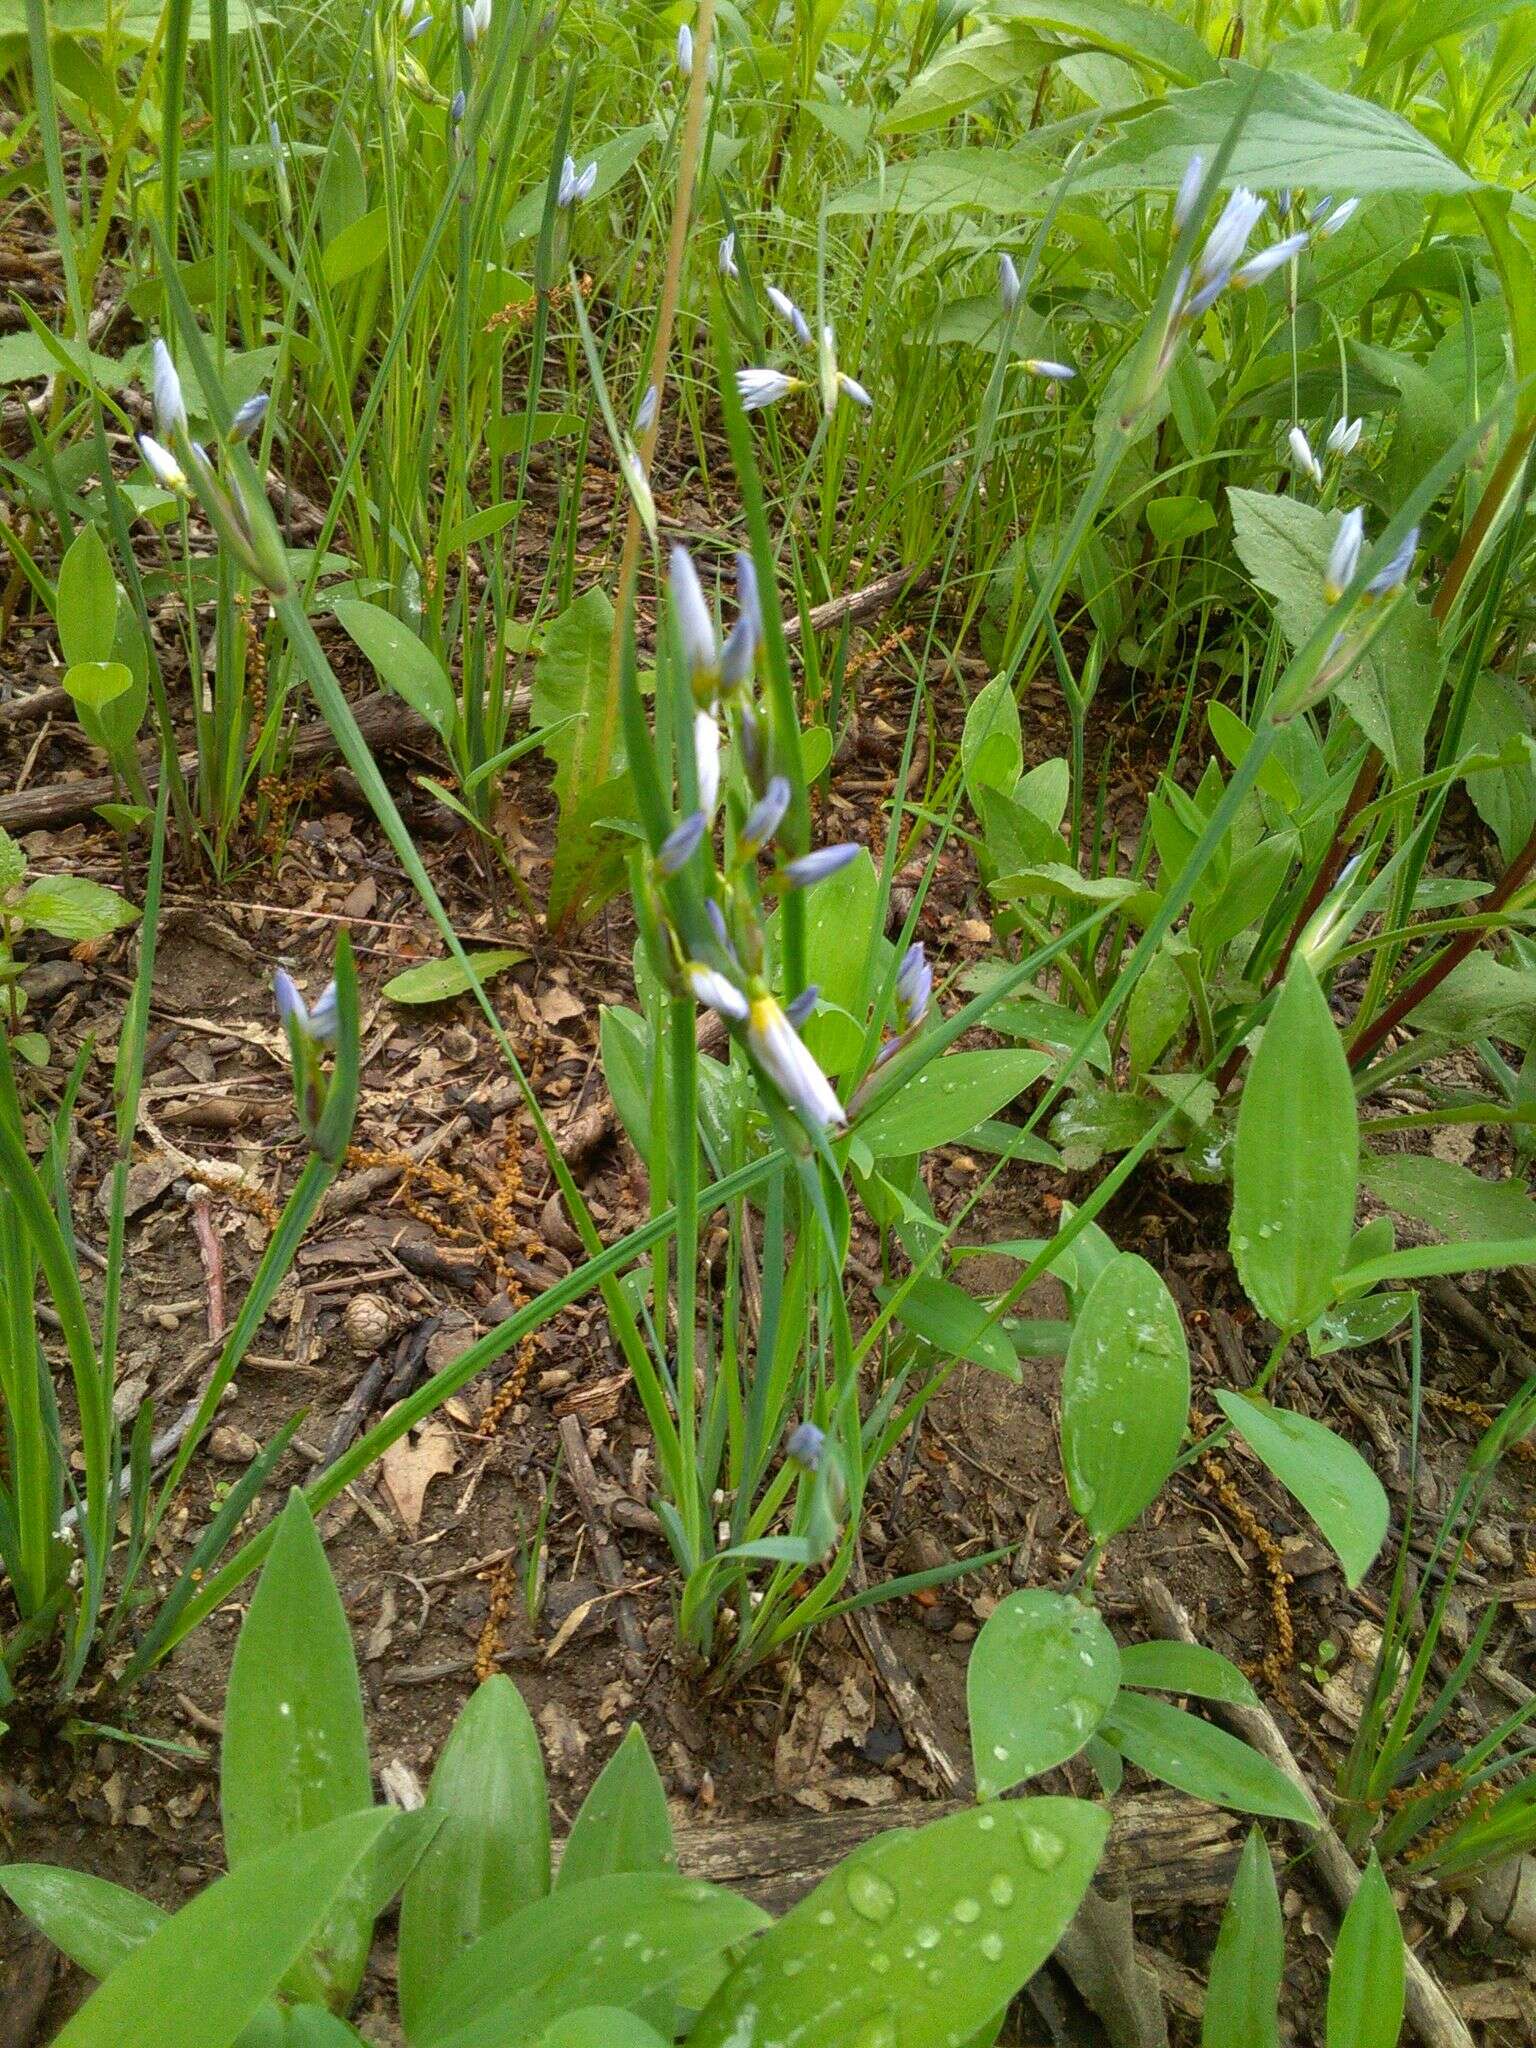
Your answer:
(782, 843), (859, 887)
(1324, 507), (1364, 601)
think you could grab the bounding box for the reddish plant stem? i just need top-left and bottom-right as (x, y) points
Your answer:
(1348, 822), (1536, 1069)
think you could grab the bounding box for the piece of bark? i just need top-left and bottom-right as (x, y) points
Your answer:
(0, 1937), (55, 2048)
(1140, 1574), (1474, 2048)
(543, 1787), (1241, 1917)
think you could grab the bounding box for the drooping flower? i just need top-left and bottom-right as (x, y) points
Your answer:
(1288, 425), (1323, 486)
(735, 367), (800, 411)
(1023, 358), (1075, 383)
(895, 941), (932, 1033)
(676, 19), (693, 75)
(782, 843), (860, 888)
(1195, 187), (1266, 287)
(558, 154), (597, 207)
(1172, 153), (1204, 232)
(669, 545), (718, 682)
(1326, 416), (1362, 458)
(785, 1421), (826, 1469)
(998, 252), (1021, 312)
(151, 339), (185, 437)
(1315, 196), (1361, 239)
(685, 961), (748, 1020)
(1324, 506), (1364, 600)
(836, 371), (873, 409)
(1231, 232), (1308, 289)
(634, 383), (659, 434)
(274, 969), (339, 1043)
(765, 285), (811, 346)
(230, 393), (269, 440)
(694, 707), (722, 814)
(746, 994), (846, 1129)
(137, 433), (187, 493)
(460, 0), (490, 48)
(815, 324), (871, 417)
(1364, 525), (1418, 599)
(739, 775), (790, 857)
(719, 231), (738, 280)
(657, 809), (707, 874)
(785, 985), (819, 1028)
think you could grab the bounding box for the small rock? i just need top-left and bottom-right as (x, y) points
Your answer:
(209, 1425), (260, 1464)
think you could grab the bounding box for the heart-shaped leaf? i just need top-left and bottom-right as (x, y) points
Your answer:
(968, 1591), (1120, 1798)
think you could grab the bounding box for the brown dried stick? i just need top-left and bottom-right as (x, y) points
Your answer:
(1139, 1574), (1474, 2048)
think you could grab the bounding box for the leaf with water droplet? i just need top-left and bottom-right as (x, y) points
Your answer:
(857, 1049), (1050, 1159)
(1061, 1254), (1189, 1546)
(967, 1590), (1120, 1799)
(1216, 1392), (1387, 1588)
(687, 1800), (1107, 2048)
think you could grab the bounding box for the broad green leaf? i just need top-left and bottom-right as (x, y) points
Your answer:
(1077, 69), (1477, 197)
(858, 1049), (1050, 1157)
(320, 206), (389, 287)
(530, 587), (631, 931)
(1463, 673), (1536, 863)
(1326, 1854), (1404, 2048)
(884, 23), (1059, 132)
(221, 1491), (374, 2010)
(1147, 494), (1218, 547)
(1411, 953), (1536, 1045)
(962, 675), (1023, 807)
(18, 875), (138, 941)
(1230, 956), (1357, 1334)
(828, 148), (1053, 217)
(690, 1800), (1108, 2048)
(1307, 1291), (1413, 1358)
(56, 524), (119, 666)
(1201, 1828), (1282, 2048)
(997, 2), (1220, 85)
(1117, 1641), (1260, 1709)
(1061, 1253), (1190, 1543)
(968, 1591), (1120, 1797)
(536, 2013), (669, 2048)
(398, 1676), (551, 2036)
(0, 1866), (165, 1981)
(878, 1275), (1020, 1381)
(558, 1724), (675, 1889)
(414, 1875), (767, 2048)
(50, 1811), (395, 2048)
(1360, 1153), (1536, 1245)
(599, 1005), (654, 1158)
(1050, 1086), (1162, 1170)
(381, 948), (528, 1004)
(801, 848), (881, 1077)
(1216, 1393), (1388, 1588)
(1228, 489), (1441, 778)
(1126, 945), (1190, 1075)
(331, 599), (456, 739)
(0, 826), (24, 891)
(1102, 1694), (1315, 1826)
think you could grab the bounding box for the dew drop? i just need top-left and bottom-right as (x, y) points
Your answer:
(845, 1867), (898, 1924)
(781, 1957), (806, 1978)
(952, 1897), (981, 1924)
(869, 1951), (891, 1975)
(1020, 1822), (1066, 1870)
(977, 1813), (995, 1831)
(816, 1908), (836, 1926)
(914, 1923), (941, 1950)
(988, 1873), (1015, 1907)
(979, 1931), (1005, 1962)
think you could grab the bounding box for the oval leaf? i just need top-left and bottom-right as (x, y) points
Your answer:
(382, 948), (528, 1004)
(0, 1866), (165, 1981)
(1117, 1641), (1260, 1710)
(968, 1591), (1120, 1799)
(1216, 1393), (1388, 1589)
(50, 1811), (394, 2048)
(398, 1676), (551, 2036)
(57, 524), (119, 667)
(558, 1723), (675, 1888)
(18, 876), (138, 942)
(1202, 1827), (1282, 2048)
(1061, 1252), (1190, 1543)
(331, 598), (456, 738)
(690, 1799), (1109, 2048)
(859, 1049), (1050, 1157)
(1231, 956), (1358, 1333)
(1326, 1854), (1404, 2048)
(221, 1491), (374, 2008)
(1103, 1693), (1316, 1826)
(414, 1874), (768, 2047)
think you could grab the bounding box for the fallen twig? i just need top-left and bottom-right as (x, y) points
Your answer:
(1139, 1574), (1475, 2048)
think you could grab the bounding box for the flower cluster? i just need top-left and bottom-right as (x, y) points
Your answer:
(135, 341), (284, 589)
(646, 546), (887, 1134)
(1288, 414), (1363, 487)
(726, 269), (872, 420)
(1128, 165), (1364, 419)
